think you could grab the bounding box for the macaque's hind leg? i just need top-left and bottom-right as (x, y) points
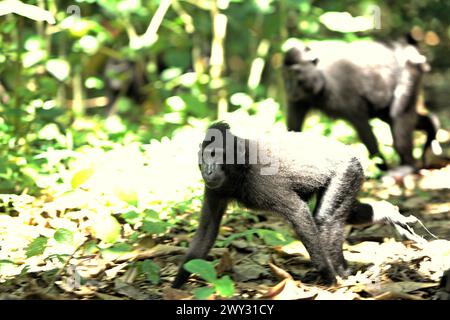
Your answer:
(313, 158), (363, 277)
(416, 113), (442, 167)
(281, 197), (338, 284)
(351, 117), (388, 171)
(391, 111), (417, 168)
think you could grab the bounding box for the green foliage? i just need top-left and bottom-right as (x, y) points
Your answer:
(213, 275), (235, 297)
(138, 259), (161, 284)
(101, 243), (134, 261)
(1, 0), (446, 195)
(219, 228), (295, 247)
(121, 211), (141, 225)
(25, 236), (48, 258)
(184, 259), (235, 299)
(193, 287), (216, 300)
(54, 229), (74, 245)
(184, 259), (217, 283)
(141, 210), (169, 235)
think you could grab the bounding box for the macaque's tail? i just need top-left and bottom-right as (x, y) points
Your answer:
(347, 200), (436, 244)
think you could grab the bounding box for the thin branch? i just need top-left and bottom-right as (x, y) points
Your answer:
(129, 0), (172, 49)
(0, 0), (55, 24)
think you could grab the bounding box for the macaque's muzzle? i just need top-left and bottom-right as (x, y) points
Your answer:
(201, 163), (226, 189)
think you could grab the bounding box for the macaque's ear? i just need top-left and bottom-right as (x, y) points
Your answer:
(303, 49), (319, 65)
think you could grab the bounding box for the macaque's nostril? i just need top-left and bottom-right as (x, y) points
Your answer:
(206, 165), (214, 176)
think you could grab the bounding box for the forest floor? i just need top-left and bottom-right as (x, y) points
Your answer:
(1, 117), (450, 300)
(0, 164), (449, 300)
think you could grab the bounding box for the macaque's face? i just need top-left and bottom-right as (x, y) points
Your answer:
(283, 47), (321, 101)
(199, 146), (226, 189)
(200, 162), (226, 189)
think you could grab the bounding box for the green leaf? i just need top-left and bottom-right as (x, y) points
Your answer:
(193, 286), (216, 300)
(184, 259), (217, 283)
(213, 275), (235, 297)
(101, 243), (133, 261)
(91, 214), (122, 243)
(121, 211), (141, 224)
(142, 221), (168, 235)
(83, 241), (98, 254)
(141, 210), (169, 235)
(179, 94), (208, 117)
(144, 210), (159, 220)
(71, 168), (94, 189)
(46, 59), (70, 81)
(257, 229), (293, 246)
(54, 228), (74, 244)
(45, 254), (69, 263)
(105, 243), (133, 253)
(129, 231), (140, 243)
(140, 259), (160, 284)
(26, 236), (48, 258)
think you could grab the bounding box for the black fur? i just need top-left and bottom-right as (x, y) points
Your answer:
(283, 39), (440, 171)
(172, 123), (426, 288)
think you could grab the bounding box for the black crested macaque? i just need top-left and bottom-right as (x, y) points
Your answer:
(172, 122), (427, 288)
(283, 39), (441, 173)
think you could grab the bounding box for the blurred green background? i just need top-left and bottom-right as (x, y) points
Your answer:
(1, 0), (449, 194)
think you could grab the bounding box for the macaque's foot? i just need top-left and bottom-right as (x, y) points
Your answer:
(302, 269), (338, 286)
(336, 265), (352, 278)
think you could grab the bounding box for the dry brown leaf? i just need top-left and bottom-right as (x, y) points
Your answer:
(268, 262), (293, 280)
(402, 197), (427, 210)
(216, 250), (233, 275)
(233, 262), (267, 281)
(120, 265), (139, 284)
(115, 244), (228, 262)
(372, 291), (425, 300)
(94, 292), (122, 300)
(76, 257), (108, 278)
(114, 278), (150, 300)
(425, 203), (450, 215)
(104, 262), (129, 280)
(274, 241), (310, 257)
(162, 287), (193, 300)
(263, 278), (316, 300)
(364, 281), (438, 296)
